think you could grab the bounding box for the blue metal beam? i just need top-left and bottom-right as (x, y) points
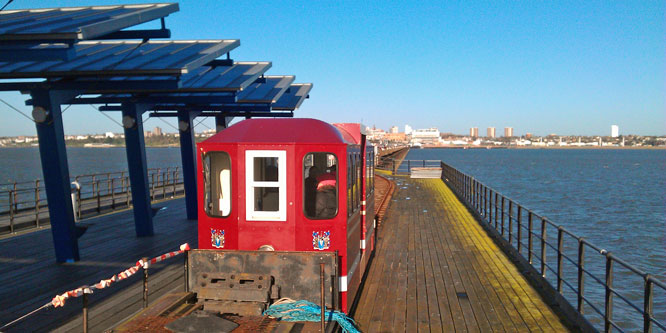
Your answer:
(177, 110), (200, 220)
(121, 103), (154, 237)
(31, 89), (80, 263)
(215, 115), (234, 132)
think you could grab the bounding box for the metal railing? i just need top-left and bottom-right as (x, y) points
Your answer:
(377, 159), (441, 175)
(0, 167), (184, 234)
(440, 161), (665, 333)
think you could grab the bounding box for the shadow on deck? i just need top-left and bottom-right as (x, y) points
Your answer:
(0, 198), (196, 332)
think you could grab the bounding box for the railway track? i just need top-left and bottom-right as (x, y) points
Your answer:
(373, 174), (395, 226)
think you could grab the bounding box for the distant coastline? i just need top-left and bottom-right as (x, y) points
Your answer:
(420, 145), (666, 150)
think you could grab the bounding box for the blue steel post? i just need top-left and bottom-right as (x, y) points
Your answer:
(177, 110), (199, 220)
(121, 103), (154, 236)
(215, 115), (234, 132)
(31, 89), (80, 262)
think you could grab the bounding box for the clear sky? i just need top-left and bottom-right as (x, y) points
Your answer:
(0, 0), (664, 137)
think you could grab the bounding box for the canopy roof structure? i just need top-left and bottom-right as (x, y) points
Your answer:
(0, 2), (313, 263)
(0, 40), (240, 78)
(0, 3), (178, 42)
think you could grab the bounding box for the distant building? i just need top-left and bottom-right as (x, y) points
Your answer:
(611, 125), (619, 138)
(525, 133), (532, 139)
(470, 127), (479, 138)
(487, 127), (495, 138)
(366, 127), (386, 141)
(411, 128), (440, 145)
(153, 127), (163, 136)
(105, 132), (115, 138)
(404, 125), (413, 135)
(504, 127), (514, 137)
(390, 126), (399, 134)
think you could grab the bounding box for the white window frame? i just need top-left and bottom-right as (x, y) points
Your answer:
(245, 150), (287, 221)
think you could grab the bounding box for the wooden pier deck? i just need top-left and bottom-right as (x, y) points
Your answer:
(354, 176), (570, 332)
(0, 198), (196, 332)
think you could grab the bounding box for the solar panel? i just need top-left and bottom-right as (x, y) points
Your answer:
(179, 61), (271, 91)
(272, 83), (313, 110)
(0, 39), (240, 78)
(236, 76), (294, 103)
(0, 3), (178, 41)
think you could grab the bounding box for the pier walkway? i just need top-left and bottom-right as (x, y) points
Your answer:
(0, 198), (195, 332)
(354, 176), (570, 332)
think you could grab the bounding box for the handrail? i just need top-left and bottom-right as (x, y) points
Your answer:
(0, 167), (184, 234)
(439, 161), (665, 333)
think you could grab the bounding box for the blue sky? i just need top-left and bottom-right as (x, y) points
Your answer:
(0, 0), (664, 136)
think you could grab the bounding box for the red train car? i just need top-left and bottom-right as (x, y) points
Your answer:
(196, 118), (376, 313)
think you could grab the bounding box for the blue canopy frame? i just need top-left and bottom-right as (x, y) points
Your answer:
(0, 3), (312, 263)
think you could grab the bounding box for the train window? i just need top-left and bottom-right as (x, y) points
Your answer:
(347, 153), (352, 217)
(303, 152), (338, 219)
(246, 150), (287, 221)
(203, 151), (231, 217)
(356, 153), (361, 207)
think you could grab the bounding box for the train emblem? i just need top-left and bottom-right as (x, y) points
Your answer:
(211, 229), (225, 248)
(312, 231), (331, 250)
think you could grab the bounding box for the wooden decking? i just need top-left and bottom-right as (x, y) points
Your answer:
(0, 198), (196, 332)
(354, 176), (570, 332)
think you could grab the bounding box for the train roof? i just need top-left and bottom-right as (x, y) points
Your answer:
(203, 118), (353, 145)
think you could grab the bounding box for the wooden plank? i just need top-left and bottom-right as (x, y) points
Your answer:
(429, 178), (569, 332)
(418, 210), (443, 332)
(0, 198), (196, 332)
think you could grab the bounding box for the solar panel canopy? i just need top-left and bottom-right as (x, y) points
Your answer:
(0, 3), (178, 41)
(0, 40), (240, 78)
(273, 83), (313, 110)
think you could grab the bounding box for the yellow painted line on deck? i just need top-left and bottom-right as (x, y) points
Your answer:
(422, 178), (568, 332)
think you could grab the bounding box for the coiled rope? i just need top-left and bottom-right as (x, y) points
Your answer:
(264, 298), (360, 333)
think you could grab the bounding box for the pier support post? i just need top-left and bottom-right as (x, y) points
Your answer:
(31, 89), (80, 263)
(122, 103), (154, 237)
(215, 115), (234, 132)
(178, 110), (200, 220)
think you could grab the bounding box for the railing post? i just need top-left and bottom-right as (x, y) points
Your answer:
(578, 238), (585, 314)
(8, 190), (14, 233)
(508, 201), (513, 244)
(540, 217), (547, 277)
(35, 180), (40, 228)
(120, 176), (125, 207)
(82, 293), (88, 333)
(162, 172), (167, 199)
(95, 180), (100, 212)
(557, 227), (563, 293)
(76, 184), (82, 220)
(528, 211), (533, 264)
(501, 196), (505, 236)
(644, 275), (653, 333)
(142, 257), (149, 309)
(151, 172), (155, 201)
(12, 182), (17, 212)
(604, 253), (614, 332)
(494, 192), (498, 229)
(517, 205), (522, 254)
(407, 160), (411, 173)
(126, 176), (131, 206)
(172, 170), (177, 196)
(483, 186), (487, 217)
(486, 189), (493, 222)
(184, 250), (189, 292)
(111, 177), (115, 209)
(475, 181), (479, 211)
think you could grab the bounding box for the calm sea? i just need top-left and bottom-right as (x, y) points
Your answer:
(407, 148), (665, 330)
(0, 147), (182, 186)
